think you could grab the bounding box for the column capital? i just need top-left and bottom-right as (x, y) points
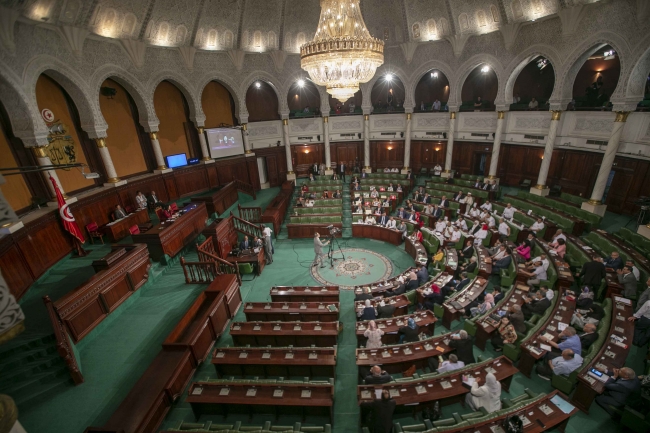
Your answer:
(95, 137), (107, 148)
(450, 112), (456, 120)
(323, 116), (328, 123)
(497, 111), (506, 119)
(614, 111), (631, 122)
(551, 110), (562, 121)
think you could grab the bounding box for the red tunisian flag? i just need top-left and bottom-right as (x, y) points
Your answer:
(49, 176), (85, 244)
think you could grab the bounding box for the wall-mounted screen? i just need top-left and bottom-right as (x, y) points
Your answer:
(165, 153), (188, 169)
(205, 128), (245, 159)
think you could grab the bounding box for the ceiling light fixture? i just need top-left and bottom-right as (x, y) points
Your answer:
(431, 71), (438, 78)
(255, 82), (261, 89)
(385, 74), (393, 82)
(300, 0), (384, 102)
(481, 65), (490, 73)
(297, 79), (306, 87)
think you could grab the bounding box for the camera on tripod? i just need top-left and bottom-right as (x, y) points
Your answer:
(326, 225), (341, 236)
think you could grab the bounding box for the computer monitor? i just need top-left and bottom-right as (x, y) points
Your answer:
(165, 153), (188, 169)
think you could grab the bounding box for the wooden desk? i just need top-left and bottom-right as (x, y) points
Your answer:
(244, 302), (340, 322)
(566, 235), (622, 298)
(537, 239), (575, 290)
(355, 295), (410, 318)
(228, 248), (265, 275)
(103, 209), (151, 242)
(353, 268), (416, 297)
(270, 286), (340, 303)
(356, 310), (436, 345)
(518, 294), (576, 377)
(205, 274), (242, 319)
(474, 284), (530, 351)
(444, 247), (458, 274)
(131, 203), (208, 261)
(187, 382), (334, 422)
(53, 244), (151, 343)
(190, 181), (239, 215)
(571, 297), (634, 412)
(475, 246), (493, 278)
(356, 333), (453, 374)
(433, 390), (578, 433)
(352, 223), (402, 245)
(358, 356), (517, 411)
(405, 236), (428, 265)
(230, 321), (340, 347)
(442, 277), (488, 329)
(212, 347), (337, 378)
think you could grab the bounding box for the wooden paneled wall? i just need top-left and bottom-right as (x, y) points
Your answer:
(254, 146), (288, 187)
(1, 157), (260, 301)
(291, 143), (324, 177)
(330, 142), (363, 170)
(201, 81), (236, 128)
(246, 81), (280, 122)
(0, 121), (32, 212)
(153, 81), (192, 159)
(410, 141), (447, 171)
(512, 61), (556, 102)
(572, 56), (621, 100)
(370, 141), (404, 169)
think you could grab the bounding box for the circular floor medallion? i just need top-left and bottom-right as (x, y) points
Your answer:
(310, 248), (393, 290)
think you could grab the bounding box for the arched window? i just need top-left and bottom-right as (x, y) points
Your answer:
(157, 22), (169, 43)
(512, 0), (524, 20)
(490, 5), (500, 22)
(477, 10), (487, 27)
(412, 23), (421, 39)
(427, 19), (437, 38)
(122, 13), (137, 37)
(459, 13), (469, 32)
(439, 18), (449, 36)
(176, 25), (187, 44)
(268, 31), (277, 49)
(224, 30), (234, 49)
(253, 30), (262, 48)
(207, 29), (218, 47)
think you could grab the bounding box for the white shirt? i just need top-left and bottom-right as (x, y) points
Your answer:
(531, 256), (550, 271)
(532, 266), (547, 281)
(432, 101), (441, 111)
(530, 222), (545, 232)
(493, 249), (507, 260)
(552, 234), (567, 243)
(469, 208), (480, 218)
(456, 220), (468, 231)
(631, 266), (640, 280)
(480, 202), (493, 211)
(435, 221), (446, 232)
(450, 230), (461, 242)
(438, 360), (465, 373)
(498, 222), (510, 236)
(502, 207), (516, 219)
(465, 196), (474, 206)
(487, 216), (496, 228)
(474, 229), (488, 244)
(365, 216), (376, 224)
(634, 300), (650, 319)
(263, 227), (272, 238)
(386, 220), (396, 229)
(434, 165), (442, 174)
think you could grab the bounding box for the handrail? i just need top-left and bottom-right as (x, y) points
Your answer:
(42, 296), (84, 385)
(232, 179), (256, 199)
(237, 204), (262, 223)
(195, 238), (242, 284)
(231, 213), (263, 239)
(180, 257), (240, 284)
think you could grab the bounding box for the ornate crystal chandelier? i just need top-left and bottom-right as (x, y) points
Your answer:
(300, 0), (384, 102)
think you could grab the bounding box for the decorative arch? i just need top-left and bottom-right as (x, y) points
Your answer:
(90, 64), (157, 130)
(502, 44), (562, 106)
(239, 72), (286, 118)
(0, 62), (47, 143)
(362, 64), (412, 110)
(407, 60), (457, 109)
(555, 32), (630, 106)
(195, 72), (243, 123)
(23, 55), (107, 137)
(453, 54), (506, 108)
(623, 34), (650, 107)
(147, 70), (204, 126)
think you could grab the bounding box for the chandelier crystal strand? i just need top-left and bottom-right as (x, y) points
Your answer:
(300, 0), (384, 102)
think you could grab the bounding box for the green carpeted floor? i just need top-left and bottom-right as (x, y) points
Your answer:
(9, 181), (647, 433)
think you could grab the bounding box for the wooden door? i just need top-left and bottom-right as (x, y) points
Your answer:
(266, 155), (280, 187)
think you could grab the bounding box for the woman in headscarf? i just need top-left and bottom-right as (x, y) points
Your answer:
(576, 286), (594, 309)
(363, 320), (384, 349)
(357, 299), (377, 321)
(398, 317), (420, 343)
(469, 293), (495, 318)
(515, 239), (531, 263)
(422, 284), (443, 310)
(465, 372), (502, 413)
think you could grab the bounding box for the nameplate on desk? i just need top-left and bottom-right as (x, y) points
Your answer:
(192, 387), (203, 396)
(219, 388), (230, 396)
(318, 304), (325, 309)
(314, 325), (322, 331)
(239, 352), (248, 359)
(382, 351), (391, 358)
(300, 304), (307, 310)
(308, 352), (319, 360)
(415, 385), (427, 395)
(615, 326), (625, 333)
(285, 353), (294, 359)
(440, 381), (452, 390)
(554, 315), (562, 321)
(253, 325), (261, 331)
(358, 325), (366, 331)
(232, 325), (241, 331)
(361, 390), (372, 399)
(415, 316), (422, 322)
(539, 404), (554, 416)
(304, 288), (311, 292)
(294, 325), (302, 331)
(246, 304), (253, 309)
(359, 352), (368, 360)
(321, 288), (328, 292)
(485, 367), (497, 375)
(616, 304), (625, 310)
(272, 389), (284, 398)
(546, 325), (556, 332)
(215, 351), (225, 358)
(265, 305), (272, 309)
(389, 389), (400, 398)
(519, 416), (532, 427)
(246, 389), (257, 397)
(378, 324), (387, 329)
(403, 348), (413, 355)
(273, 325), (281, 331)
(262, 352), (271, 359)
(616, 315), (625, 321)
(604, 350), (616, 358)
(424, 343), (434, 351)
(301, 390), (312, 398)
(396, 321), (404, 326)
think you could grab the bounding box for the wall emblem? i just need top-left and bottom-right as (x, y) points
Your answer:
(42, 111), (77, 168)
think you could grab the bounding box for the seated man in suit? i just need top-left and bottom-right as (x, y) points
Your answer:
(442, 272), (471, 298)
(448, 330), (475, 365)
(148, 190), (163, 208)
(595, 367), (641, 416)
(604, 251), (623, 271)
(416, 263), (429, 286)
(456, 256), (478, 279)
(239, 236), (251, 250)
(453, 191), (466, 202)
(376, 300), (396, 319)
(460, 240), (475, 261)
(364, 365), (393, 384)
(491, 249), (512, 275)
(617, 266), (638, 299)
(355, 287), (373, 302)
(429, 353), (465, 374)
(377, 211), (389, 226)
(396, 221), (407, 239)
(396, 207), (410, 220)
(578, 323), (598, 350)
(385, 271), (418, 297)
(439, 195), (450, 208)
(386, 216), (397, 230)
(423, 193), (432, 204)
(113, 205), (127, 220)
(522, 288), (551, 320)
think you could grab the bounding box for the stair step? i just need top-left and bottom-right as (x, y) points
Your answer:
(2, 366), (70, 397)
(0, 353), (64, 382)
(13, 373), (74, 408)
(0, 334), (56, 357)
(0, 345), (59, 369)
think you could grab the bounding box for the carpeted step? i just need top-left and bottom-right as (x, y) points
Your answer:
(2, 365), (70, 397)
(0, 345), (59, 371)
(11, 369), (74, 408)
(0, 353), (64, 384)
(0, 333), (56, 356)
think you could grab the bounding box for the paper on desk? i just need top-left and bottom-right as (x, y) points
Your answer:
(558, 322), (568, 331)
(462, 377), (476, 387)
(540, 344), (552, 351)
(375, 389), (382, 399)
(550, 394), (575, 414)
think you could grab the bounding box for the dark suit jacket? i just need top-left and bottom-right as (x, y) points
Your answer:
(359, 307), (376, 321)
(603, 377), (641, 407)
(464, 262), (477, 274)
(398, 211), (410, 220)
(456, 278), (471, 292)
(493, 255), (512, 271)
(376, 304), (396, 319)
(147, 195), (160, 205)
(494, 292), (504, 304)
(579, 261), (607, 286)
(433, 209), (443, 219)
(528, 297), (551, 316)
(417, 269), (429, 286)
(580, 332), (598, 350)
(398, 326), (420, 342)
(440, 200), (449, 208)
(355, 293), (373, 302)
(239, 240), (251, 250)
(378, 215), (389, 226)
(114, 209), (127, 220)
(508, 311), (526, 334)
(461, 246), (475, 259)
(449, 338), (475, 365)
(604, 257), (623, 270)
(364, 372), (393, 385)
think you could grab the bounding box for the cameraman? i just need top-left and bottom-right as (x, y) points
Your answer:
(312, 232), (330, 268)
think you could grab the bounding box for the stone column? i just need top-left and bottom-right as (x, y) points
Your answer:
(283, 119), (295, 181)
(149, 132), (169, 172)
(197, 127), (212, 162)
(581, 111), (630, 216)
(401, 112), (412, 174)
(31, 146), (71, 200)
(442, 112), (456, 178)
(95, 138), (126, 186)
(323, 117), (333, 175)
(242, 123), (254, 156)
(363, 114), (371, 173)
(487, 111), (506, 183)
(530, 110), (561, 197)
